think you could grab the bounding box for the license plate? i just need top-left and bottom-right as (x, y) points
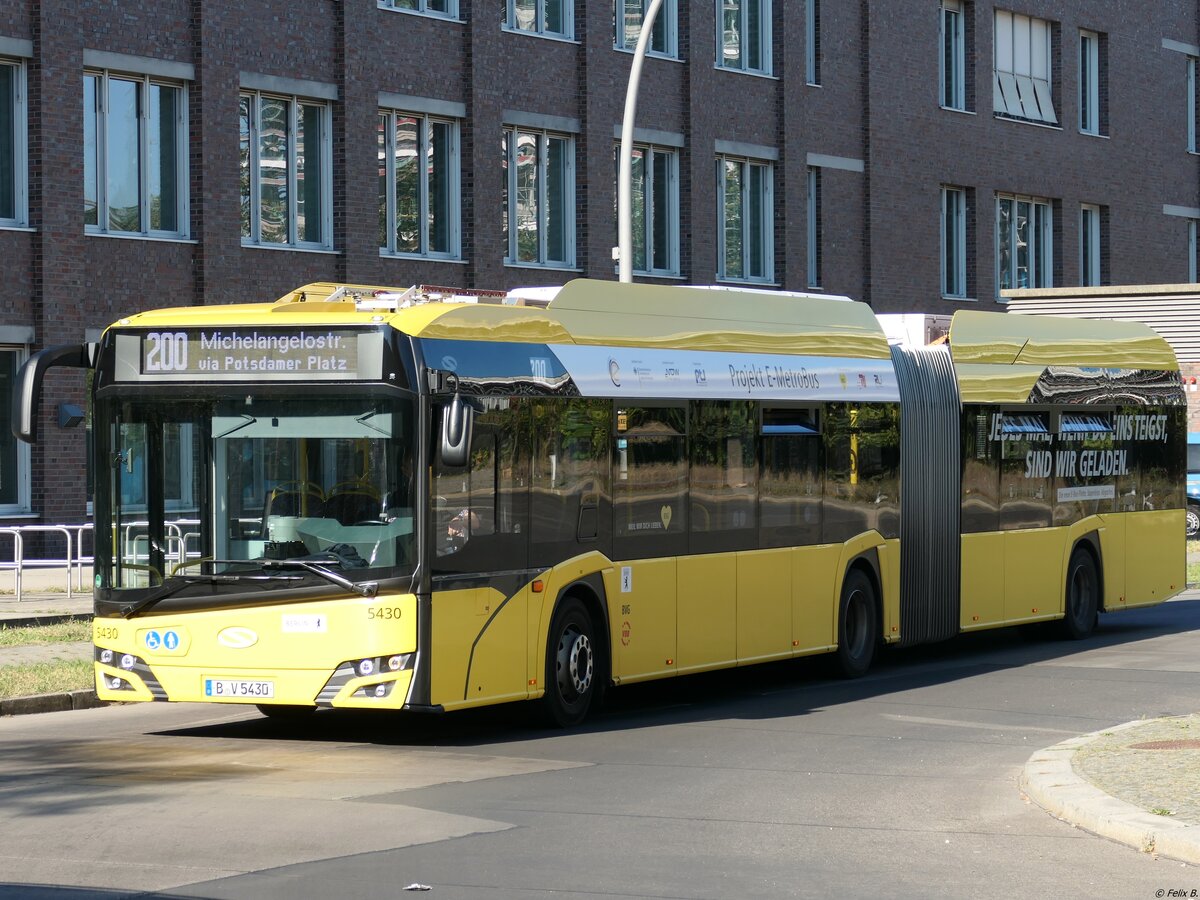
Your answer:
(204, 678), (274, 699)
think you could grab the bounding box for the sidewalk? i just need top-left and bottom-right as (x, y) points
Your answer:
(2, 567), (1198, 865)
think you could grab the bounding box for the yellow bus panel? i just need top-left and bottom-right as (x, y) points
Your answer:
(1096, 515), (1127, 610)
(677, 553), (737, 674)
(960, 533), (1005, 630)
(792, 544), (839, 654)
(736, 548), (793, 664)
(1124, 510), (1186, 608)
(609, 558), (677, 684)
(1004, 529), (1066, 623)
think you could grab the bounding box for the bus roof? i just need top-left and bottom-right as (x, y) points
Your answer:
(111, 279), (894, 361)
(949, 309), (1178, 370)
(409, 279), (893, 360)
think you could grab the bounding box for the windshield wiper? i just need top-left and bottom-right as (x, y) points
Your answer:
(259, 554), (379, 598)
(117, 554), (377, 618)
(118, 571), (305, 618)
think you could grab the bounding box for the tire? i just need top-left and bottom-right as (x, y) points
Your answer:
(541, 596), (600, 728)
(256, 703), (316, 720)
(1187, 504), (1200, 540)
(1058, 547), (1099, 640)
(835, 568), (879, 678)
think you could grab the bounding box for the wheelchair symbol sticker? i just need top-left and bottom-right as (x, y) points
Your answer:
(144, 631), (162, 650)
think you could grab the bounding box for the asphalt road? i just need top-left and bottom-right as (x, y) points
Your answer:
(3, 599), (1200, 900)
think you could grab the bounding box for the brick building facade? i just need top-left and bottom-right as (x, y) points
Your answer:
(0, 0), (1198, 528)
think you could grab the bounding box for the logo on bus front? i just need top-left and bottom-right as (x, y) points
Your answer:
(217, 627), (258, 649)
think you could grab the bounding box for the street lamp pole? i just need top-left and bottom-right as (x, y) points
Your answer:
(617, 0), (664, 283)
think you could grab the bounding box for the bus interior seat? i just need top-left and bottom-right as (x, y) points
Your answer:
(264, 484), (326, 520)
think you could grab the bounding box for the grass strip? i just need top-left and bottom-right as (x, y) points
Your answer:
(0, 659), (93, 700)
(0, 620), (92, 647)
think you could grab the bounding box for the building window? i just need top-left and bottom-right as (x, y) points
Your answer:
(718, 154), (773, 283)
(1190, 220), (1198, 283)
(378, 0), (456, 16)
(1080, 203), (1101, 286)
(613, 143), (679, 276)
(615, 0), (677, 57)
(940, 1), (965, 110)
(84, 71), (188, 237)
(1080, 30), (1104, 135)
(1189, 57), (1197, 153)
(993, 10), (1057, 125)
(996, 193), (1052, 295)
(806, 0), (819, 84)
(807, 166), (820, 287)
(378, 111), (460, 259)
(719, 0), (772, 75)
(239, 92), (332, 249)
(502, 128), (575, 267)
(0, 59), (26, 227)
(0, 348), (30, 514)
(507, 0), (572, 39)
(942, 186), (967, 298)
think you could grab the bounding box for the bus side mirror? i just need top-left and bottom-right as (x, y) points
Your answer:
(440, 393), (473, 468)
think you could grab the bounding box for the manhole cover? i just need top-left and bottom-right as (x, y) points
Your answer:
(1128, 739), (1200, 751)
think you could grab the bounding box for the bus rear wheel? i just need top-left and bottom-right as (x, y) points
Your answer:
(1059, 548), (1099, 640)
(835, 568), (878, 678)
(541, 597), (599, 728)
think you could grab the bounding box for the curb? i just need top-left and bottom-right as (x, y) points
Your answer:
(0, 613), (93, 629)
(0, 689), (105, 717)
(1020, 719), (1200, 865)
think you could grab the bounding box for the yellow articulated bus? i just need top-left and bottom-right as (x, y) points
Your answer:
(13, 280), (1185, 725)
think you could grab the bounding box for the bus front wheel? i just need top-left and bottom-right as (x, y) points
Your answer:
(835, 568), (878, 678)
(541, 597), (599, 728)
(1059, 548), (1099, 640)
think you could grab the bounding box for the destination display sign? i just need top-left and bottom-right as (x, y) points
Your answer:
(138, 328), (366, 380)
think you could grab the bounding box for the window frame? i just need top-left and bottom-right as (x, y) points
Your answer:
(1079, 30), (1099, 135)
(505, 0), (574, 40)
(378, 109), (462, 260)
(614, 0), (678, 58)
(993, 9), (1057, 125)
(0, 345), (31, 515)
(716, 153), (775, 284)
(718, 0), (773, 76)
(377, 0), (458, 18)
(806, 165), (821, 288)
(940, 0), (965, 110)
(942, 185), (967, 298)
(239, 90), (334, 251)
(1189, 57), (1197, 153)
(502, 126), (577, 268)
(1080, 202), (1101, 287)
(995, 192), (1053, 298)
(1190, 219), (1198, 283)
(613, 141), (680, 277)
(0, 58), (28, 228)
(805, 0), (819, 85)
(84, 69), (189, 239)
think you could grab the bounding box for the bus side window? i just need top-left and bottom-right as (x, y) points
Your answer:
(689, 400), (757, 554)
(613, 405), (687, 560)
(433, 402), (528, 574)
(760, 406), (822, 548)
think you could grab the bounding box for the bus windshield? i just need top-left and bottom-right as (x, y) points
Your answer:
(95, 391), (416, 601)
